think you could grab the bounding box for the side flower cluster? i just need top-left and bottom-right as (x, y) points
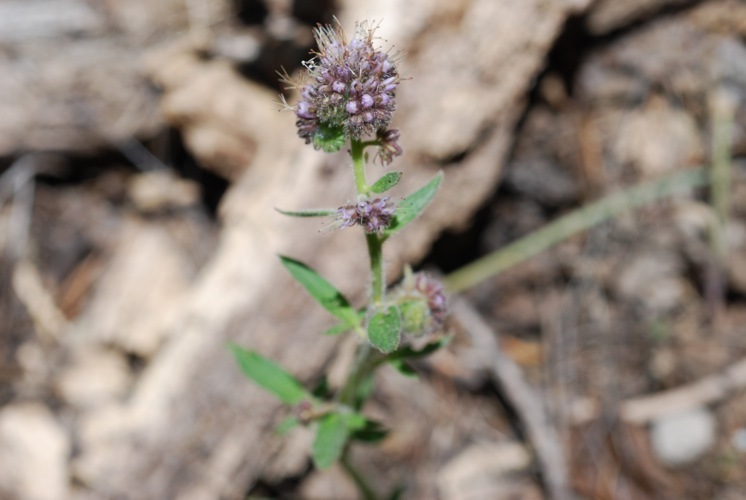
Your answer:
(394, 271), (449, 336)
(286, 22), (402, 160)
(336, 197), (396, 233)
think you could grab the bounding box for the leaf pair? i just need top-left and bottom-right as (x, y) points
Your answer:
(281, 257), (401, 352)
(276, 172), (443, 241)
(230, 345), (379, 469)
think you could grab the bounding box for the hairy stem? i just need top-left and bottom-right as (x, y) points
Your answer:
(337, 139), (388, 497)
(350, 138), (386, 304)
(366, 233), (385, 305)
(351, 138), (369, 195)
(338, 344), (375, 407)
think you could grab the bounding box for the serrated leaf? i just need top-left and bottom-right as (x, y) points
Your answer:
(368, 306), (401, 354)
(384, 172), (443, 238)
(280, 256), (361, 329)
(230, 345), (309, 405)
(275, 207), (336, 218)
(276, 416), (300, 435)
(312, 413), (349, 469)
(370, 172), (402, 194)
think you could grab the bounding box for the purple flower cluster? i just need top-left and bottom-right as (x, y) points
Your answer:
(293, 22), (400, 148)
(414, 273), (448, 327)
(375, 128), (403, 165)
(337, 197), (396, 233)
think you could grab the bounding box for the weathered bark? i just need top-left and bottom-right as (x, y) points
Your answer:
(0, 0), (231, 156)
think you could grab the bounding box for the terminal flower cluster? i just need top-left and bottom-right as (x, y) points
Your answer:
(288, 22), (401, 156)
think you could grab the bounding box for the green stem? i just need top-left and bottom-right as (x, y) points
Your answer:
(705, 90), (735, 319)
(351, 139), (369, 195)
(444, 167), (710, 294)
(339, 344), (371, 406)
(366, 233), (385, 305)
(341, 451), (378, 500)
(335, 139), (388, 498)
(710, 91), (734, 263)
(350, 138), (386, 304)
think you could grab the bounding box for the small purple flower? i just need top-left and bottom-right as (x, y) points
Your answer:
(284, 21), (400, 149)
(375, 128), (403, 166)
(336, 196), (396, 233)
(414, 273), (448, 326)
(394, 271), (449, 335)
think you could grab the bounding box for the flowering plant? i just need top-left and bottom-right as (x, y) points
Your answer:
(231, 20), (447, 494)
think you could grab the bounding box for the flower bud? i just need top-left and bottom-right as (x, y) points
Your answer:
(392, 270), (448, 336)
(399, 298), (430, 335)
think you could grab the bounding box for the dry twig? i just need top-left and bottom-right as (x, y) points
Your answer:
(451, 298), (572, 500)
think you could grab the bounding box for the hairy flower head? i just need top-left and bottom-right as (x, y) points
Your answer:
(336, 196), (396, 233)
(394, 270), (448, 336)
(283, 21), (400, 152)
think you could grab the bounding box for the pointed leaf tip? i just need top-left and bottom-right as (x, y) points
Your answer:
(384, 172), (443, 238)
(230, 345), (308, 405)
(280, 256), (361, 329)
(275, 207), (337, 218)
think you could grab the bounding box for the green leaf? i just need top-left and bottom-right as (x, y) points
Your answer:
(311, 377), (330, 399)
(350, 419), (389, 444)
(322, 322), (353, 336)
(276, 416), (300, 435)
(230, 345), (309, 405)
(275, 207), (336, 218)
(354, 374), (376, 410)
(280, 256), (361, 329)
(368, 306), (401, 354)
(389, 359), (418, 378)
(387, 337), (450, 361)
(313, 123), (346, 153)
(384, 172), (443, 238)
(341, 412), (367, 431)
(323, 310), (366, 336)
(370, 172), (402, 194)
(312, 413), (349, 469)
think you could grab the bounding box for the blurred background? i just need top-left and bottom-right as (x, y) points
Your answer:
(1, 0), (746, 498)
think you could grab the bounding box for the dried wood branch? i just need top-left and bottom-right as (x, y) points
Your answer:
(451, 298), (572, 500)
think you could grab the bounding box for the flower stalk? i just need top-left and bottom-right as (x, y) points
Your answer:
(234, 20), (447, 497)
